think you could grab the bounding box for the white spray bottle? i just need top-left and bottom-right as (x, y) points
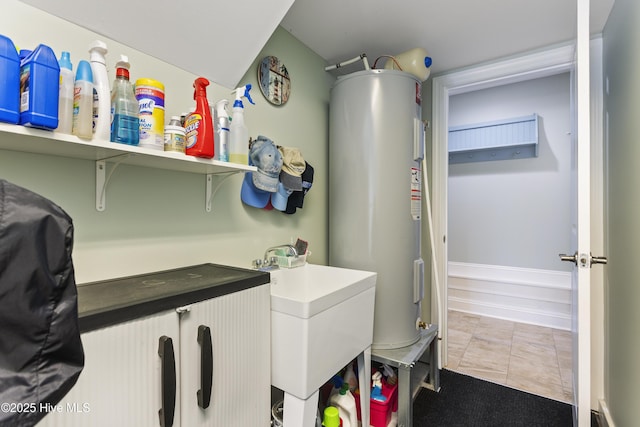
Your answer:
(229, 84), (255, 165)
(88, 40), (110, 141)
(214, 99), (230, 162)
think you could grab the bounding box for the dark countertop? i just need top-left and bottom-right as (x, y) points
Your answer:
(77, 263), (270, 332)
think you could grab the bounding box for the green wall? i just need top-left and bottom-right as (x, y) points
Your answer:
(603, 0), (640, 423)
(0, 1), (333, 283)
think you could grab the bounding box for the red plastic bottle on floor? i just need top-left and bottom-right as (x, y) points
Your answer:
(185, 77), (214, 158)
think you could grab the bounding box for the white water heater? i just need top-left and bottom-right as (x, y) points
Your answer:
(329, 69), (425, 350)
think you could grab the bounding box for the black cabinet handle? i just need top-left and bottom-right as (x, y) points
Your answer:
(197, 325), (213, 409)
(158, 336), (176, 427)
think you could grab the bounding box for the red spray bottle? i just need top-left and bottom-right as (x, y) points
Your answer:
(185, 77), (214, 158)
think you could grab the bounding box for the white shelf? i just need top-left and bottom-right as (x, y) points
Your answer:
(0, 122), (255, 211)
(0, 122), (256, 174)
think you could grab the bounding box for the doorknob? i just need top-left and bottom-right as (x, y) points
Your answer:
(559, 252), (607, 268)
(559, 252), (578, 265)
(590, 254), (608, 266)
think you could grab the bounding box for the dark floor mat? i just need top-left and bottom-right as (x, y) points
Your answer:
(412, 369), (593, 427)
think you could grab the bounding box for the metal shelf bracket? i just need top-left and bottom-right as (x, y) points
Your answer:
(205, 172), (241, 212)
(95, 154), (134, 211)
(96, 155), (243, 212)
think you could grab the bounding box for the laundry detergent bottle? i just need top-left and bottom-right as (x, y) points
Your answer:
(0, 33), (20, 124)
(185, 77), (214, 158)
(89, 40), (110, 140)
(328, 383), (357, 427)
(19, 44), (60, 130)
(72, 60), (94, 139)
(229, 83), (255, 164)
(57, 51), (74, 134)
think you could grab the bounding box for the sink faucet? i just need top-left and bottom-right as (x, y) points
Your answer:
(253, 244), (299, 270)
(263, 244), (298, 261)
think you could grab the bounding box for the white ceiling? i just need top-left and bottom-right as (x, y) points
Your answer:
(281, 0), (615, 76)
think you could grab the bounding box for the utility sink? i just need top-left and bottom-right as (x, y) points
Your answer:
(270, 263), (376, 427)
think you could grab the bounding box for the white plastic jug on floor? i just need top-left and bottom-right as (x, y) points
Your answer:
(328, 385), (358, 427)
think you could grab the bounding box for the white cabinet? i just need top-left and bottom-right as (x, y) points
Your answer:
(39, 284), (271, 427)
(178, 287), (271, 426)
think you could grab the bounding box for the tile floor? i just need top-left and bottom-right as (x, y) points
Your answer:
(446, 310), (573, 403)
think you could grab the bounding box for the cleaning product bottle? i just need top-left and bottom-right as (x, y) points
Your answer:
(89, 40), (110, 140)
(110, 55), (139, 145)
(326, 374), (344, 405)
(184, 77), (214, 158)
(328, 383), (357, 427)
(214, 99), (230, 162)
(57, 51), (74, 134)
(343, 362), (358, 393)
(371, 371), (387, 402)
(0, 34), (20, 124)
(229, 83), (255, 164)
(164, 116), (186, 153)
(19, 44), (60, 130)
(72, 60), (94, 139)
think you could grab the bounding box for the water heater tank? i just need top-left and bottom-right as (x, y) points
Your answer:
(329, 69), (425, 349)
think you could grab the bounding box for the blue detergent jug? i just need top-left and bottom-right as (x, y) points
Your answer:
(19, 44), (60, 130)
(0, 34), (20, 124)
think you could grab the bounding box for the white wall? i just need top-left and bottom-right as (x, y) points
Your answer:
(448, 72), (572, 272)
(0, 1), (333, 283)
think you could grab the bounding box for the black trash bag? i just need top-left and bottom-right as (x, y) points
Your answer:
(0, 179), (84, 426)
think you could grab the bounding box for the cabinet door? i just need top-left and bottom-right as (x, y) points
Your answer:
(39, 311), (180, 427)
(179, 284), (271, 426)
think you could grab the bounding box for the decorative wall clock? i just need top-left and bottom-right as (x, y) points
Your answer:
(257, 56), (291, 106)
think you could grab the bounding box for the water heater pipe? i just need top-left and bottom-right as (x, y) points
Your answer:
(324, 53), (370, 72)
(421, 129), (444, 369)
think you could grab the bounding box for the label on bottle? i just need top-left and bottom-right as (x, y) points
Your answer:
(184, 113), (202, 149)
(19, 64), (31, 113)
(92, 87), (99, 132)
(164, 126), (186, 153)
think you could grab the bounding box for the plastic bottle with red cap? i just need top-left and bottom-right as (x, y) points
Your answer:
(110, 55), (139, 145)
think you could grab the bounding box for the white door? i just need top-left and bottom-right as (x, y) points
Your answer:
(560, 0), (605, 424)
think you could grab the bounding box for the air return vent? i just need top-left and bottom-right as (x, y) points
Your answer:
(448, 114), (539, 164)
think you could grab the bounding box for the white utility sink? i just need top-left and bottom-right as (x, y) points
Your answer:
(270, 263), (376, 427)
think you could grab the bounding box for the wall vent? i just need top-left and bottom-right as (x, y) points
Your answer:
(448, 114), (539, 164)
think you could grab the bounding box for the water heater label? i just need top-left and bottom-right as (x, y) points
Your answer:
(411, 167), (421, 220)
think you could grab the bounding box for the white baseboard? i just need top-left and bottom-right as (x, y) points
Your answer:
(448, 262), (572, 330)
(598, 399), (614, 427)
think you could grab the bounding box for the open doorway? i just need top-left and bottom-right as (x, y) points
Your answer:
(430, 39), (606, 421)
(430, 45), (576, 369)
(445, 72), (574, 402)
